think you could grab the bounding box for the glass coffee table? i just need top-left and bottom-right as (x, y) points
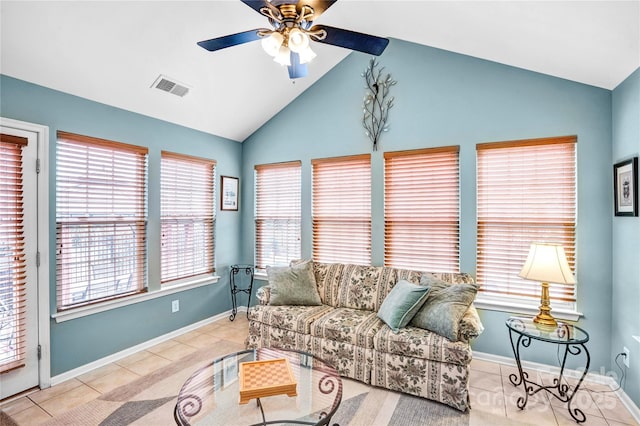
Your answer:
(174, 348), (342, 426)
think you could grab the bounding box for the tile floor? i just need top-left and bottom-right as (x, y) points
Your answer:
(1, 316), (638, 425)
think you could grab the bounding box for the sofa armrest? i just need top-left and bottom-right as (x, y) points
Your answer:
(458, 304), (484, 342)
(256, 285), (271, 305)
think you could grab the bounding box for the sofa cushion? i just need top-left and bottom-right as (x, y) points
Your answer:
(311, 307), (384, 349)
(336, 264), (396, 311)
(374, 325), (473, 366)
(409, 274), (479, 342)
(312, 262), (344, 307)
(377, 279), (431, 333)
(248, 304), (333, 334)
(267, 260), (322, 306)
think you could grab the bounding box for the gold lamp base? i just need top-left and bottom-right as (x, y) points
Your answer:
(533, 281), (558, 328)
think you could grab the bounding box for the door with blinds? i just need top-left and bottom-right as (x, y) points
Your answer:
(0, 125), (40, 398)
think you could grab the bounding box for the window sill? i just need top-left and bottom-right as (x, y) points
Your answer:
(52, 276), (220, 323)
(474, 297), (582, 322)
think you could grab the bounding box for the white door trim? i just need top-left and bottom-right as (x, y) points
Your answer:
(0, 117), (51, 390)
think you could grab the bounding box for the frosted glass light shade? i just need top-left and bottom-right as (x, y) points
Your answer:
(519, 243), (575, 285)
(288, 28), (309, 53)
(298, 46), (316, 64)
(273, 45), (291, 66)
(261, 32), (284, 57)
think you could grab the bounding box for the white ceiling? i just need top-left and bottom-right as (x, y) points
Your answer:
(1, 1), (639, 142)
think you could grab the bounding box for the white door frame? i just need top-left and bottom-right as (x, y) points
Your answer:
(0, 117), (51, 391)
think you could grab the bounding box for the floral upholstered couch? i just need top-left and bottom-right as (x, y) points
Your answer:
(245, 261), (484, 412)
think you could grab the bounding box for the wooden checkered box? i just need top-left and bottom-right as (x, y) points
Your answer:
(238, 358), (297, 404)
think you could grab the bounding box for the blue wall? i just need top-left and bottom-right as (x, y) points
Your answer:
(612, 68), (640, 405)
(241, 39), (615, 374)
(0, 75), (243, 375)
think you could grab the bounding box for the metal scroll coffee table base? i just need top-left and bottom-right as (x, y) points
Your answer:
(174, 348), (342, 426)
(506, 317), (590, 423)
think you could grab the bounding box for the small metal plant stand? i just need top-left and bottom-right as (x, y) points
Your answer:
(228, 264), (254, 321)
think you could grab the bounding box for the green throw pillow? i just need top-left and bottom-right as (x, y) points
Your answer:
(409, 274), (479, 342)
(377, 279), (431, 333)
(267, 260), (322, 306)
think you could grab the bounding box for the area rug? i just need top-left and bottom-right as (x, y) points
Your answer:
(39, 343), (514, 426)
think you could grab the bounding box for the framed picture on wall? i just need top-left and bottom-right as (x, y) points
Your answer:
(221, 175), (239, 211)
(613, 157), (638, 216)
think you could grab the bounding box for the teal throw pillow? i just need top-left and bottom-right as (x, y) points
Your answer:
(377, 279), (431, 333)
(267, 260), (322, 306)
(409, 273), (479, 342)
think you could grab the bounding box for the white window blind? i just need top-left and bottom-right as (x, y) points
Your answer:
(0, 134), (28, 373)
(384, 146), (460, 272)
(56, 132), (148, 310)
(476, 136), (577, 306)
(254, 162), (301, 270)
(312, 154), (371, 265)
(161, 151), (216, 284)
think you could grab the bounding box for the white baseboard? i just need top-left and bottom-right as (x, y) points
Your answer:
(50, 307), (246, 386)
(473, 350), (640, 424)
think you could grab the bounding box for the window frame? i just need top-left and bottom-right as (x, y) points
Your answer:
(311, 154), (372, 265)
(384, 146), (460, 273)
(160, 151), (216, 286)
(55, 131), (148, 311)
(475, 135), (580, 319)
(254, 161), (302, 271)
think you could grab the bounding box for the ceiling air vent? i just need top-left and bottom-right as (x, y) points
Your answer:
(151, 75), (190, 97)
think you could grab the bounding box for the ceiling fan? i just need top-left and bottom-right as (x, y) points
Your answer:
(197, 0), (390, 79)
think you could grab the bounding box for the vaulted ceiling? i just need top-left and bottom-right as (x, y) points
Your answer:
(1, 1), (638, 142)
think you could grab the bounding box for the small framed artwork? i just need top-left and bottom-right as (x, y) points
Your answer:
(613, 157), (638, 217)
(220, 175), (239, 211)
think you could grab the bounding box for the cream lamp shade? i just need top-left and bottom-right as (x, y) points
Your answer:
(519, 242), (575, 326)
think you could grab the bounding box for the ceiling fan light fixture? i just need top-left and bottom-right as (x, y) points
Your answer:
(288, 27), (309, 53)
(274, 45), (291, 66)
(298, 45), (316, 64)
(261, 32), (284, 57)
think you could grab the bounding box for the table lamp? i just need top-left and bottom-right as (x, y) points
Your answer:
(518, 242), (575, 327)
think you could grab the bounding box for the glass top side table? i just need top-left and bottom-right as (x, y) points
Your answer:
(505, 316), (590, 423)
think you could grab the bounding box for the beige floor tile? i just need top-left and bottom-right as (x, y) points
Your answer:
(124, 353), (173, 376)
(471, 358), (502, 375)
(154, 341), (198, 361)
(469, 385), (506, 418)
(178, 332), (222, 349)
(172, 329), (204, 344)
(38, 384), (101, 417)
(552, 404), (607, 426)
(548, 389), (602, 417)
(469, 369), (503, 392)
(0, 396), (35, 416)
(196, 322), (225, 335)
(82, 365), (141, 394)
(592, 394), (637, 425)
(147, 339), (181, 355)
(28, 378), (84, 405)
(116, 350), (156, 368)
(8, 404), (52, 425)
(77, 362), (123, 384)
(607, 420), (640, 426)
(505, 395), (557, 425)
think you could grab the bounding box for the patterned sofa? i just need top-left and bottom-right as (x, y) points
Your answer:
(246, 261), (483, 412)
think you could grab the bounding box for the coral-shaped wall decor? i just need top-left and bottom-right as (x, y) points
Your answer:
(362, 57), (396, 151)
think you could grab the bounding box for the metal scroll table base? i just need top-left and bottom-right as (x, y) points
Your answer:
(229, 264), (254, 321)
(507, 328), (591, 423)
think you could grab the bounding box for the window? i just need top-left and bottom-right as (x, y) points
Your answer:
(161, 152), (216, 284)
(0, 134), (28, 373)
(384, 146), (460, 272)
(312, 154), (371, 265)
(254, 162), (301, 270)
(476, 136), (577, 309)
(56, 132), (148, 310)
